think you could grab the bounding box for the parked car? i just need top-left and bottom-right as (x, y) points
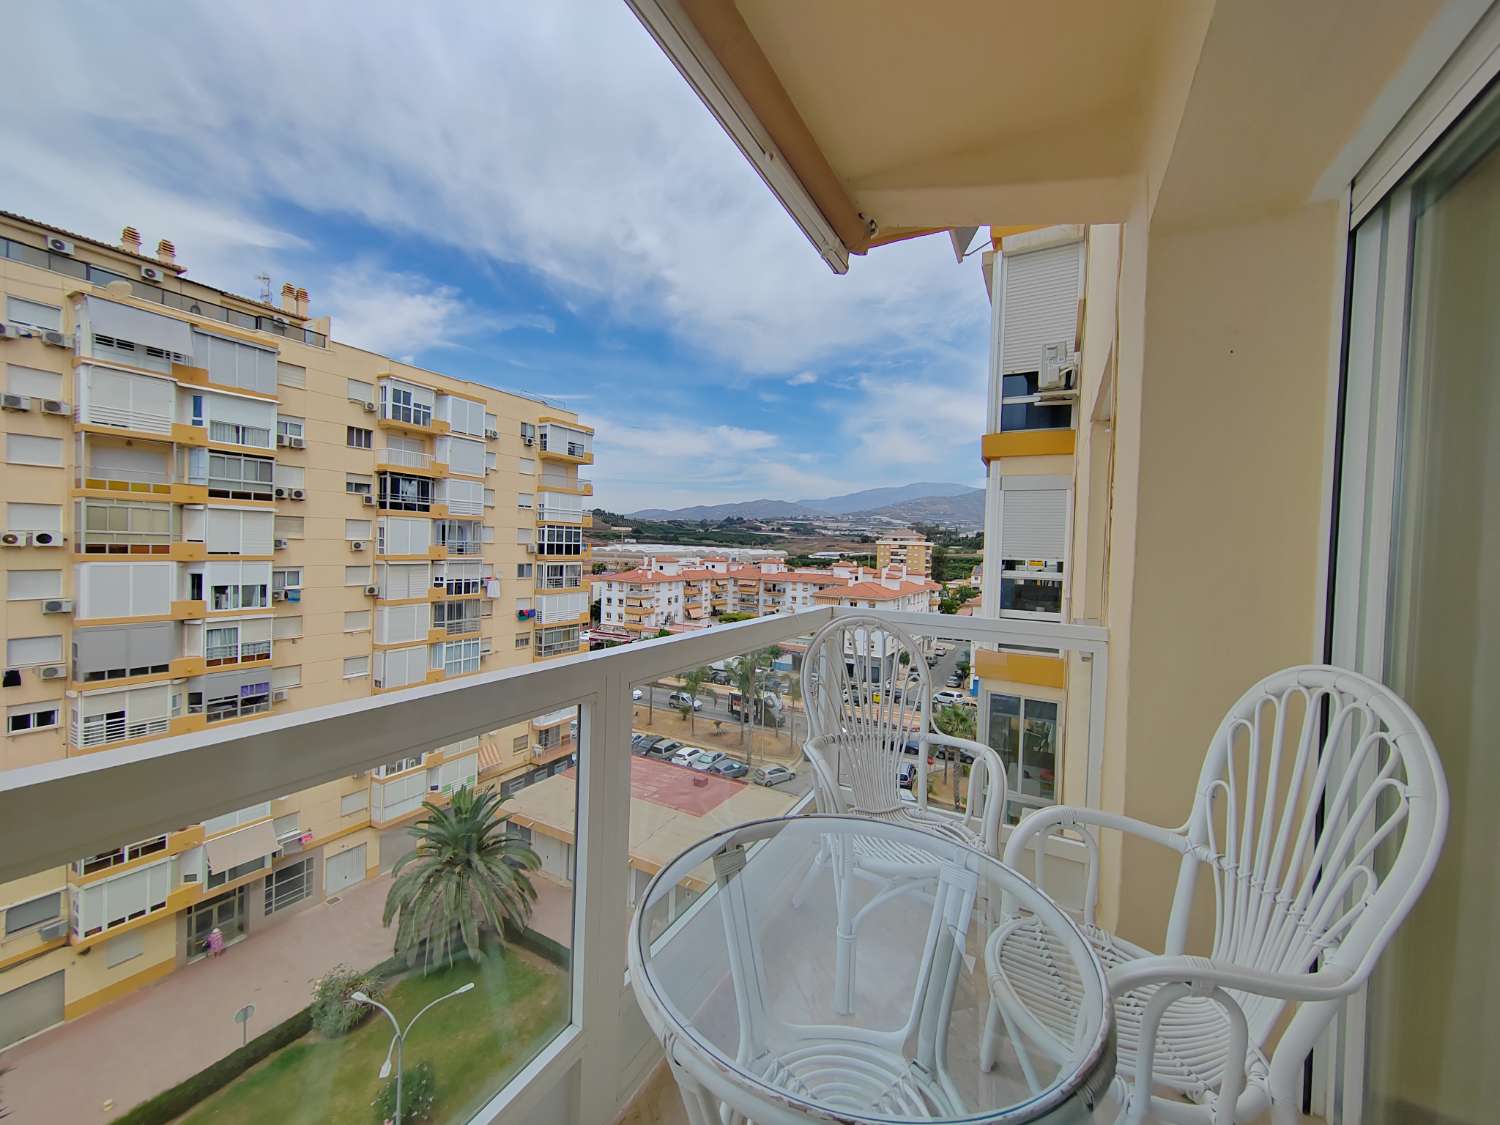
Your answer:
(632, 687), (644, 701)
(898, 761), (918, 789)
(671, 744), (703, 767)
(935, 645), (949, 657)
(709, 758), (749, 779)
(645, 738), (682, 761)
(688, 750), (727, 771)
(945, 673), (964, 688)
(709, 668), (731, 685)
(630, 733), (649, 753)
(752, 765), (796, 787)
(666, 691), (704, 711)
(932, 688), (968, 707)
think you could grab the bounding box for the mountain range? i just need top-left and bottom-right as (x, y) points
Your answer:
(629, 481), (983, 524)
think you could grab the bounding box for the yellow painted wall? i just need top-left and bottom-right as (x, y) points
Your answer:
(1102, 203), (1338, 948)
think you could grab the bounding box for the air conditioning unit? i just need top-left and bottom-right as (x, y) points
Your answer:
(525, 544), (536, 554)
(363, 584), (380, 597)
(1039, 341), (1079, 392)
(290, 488), (305, 501)
(1, 393), (29, 412)
(274, 537), (290, 550)
(276, 433), (290, 447)
(45, 235), (75, 255)
(37, 919), (67, 941)
(272, 315), (288, 326)
(289, 437), (305, 450)
(41, 399), (68, 416)
(272, 590), (287, 602)
(0, 324), (11, 340)
(361, 494), (375, 507)
(41, 598), (72, 615)
(40, 331), (66, 348)
(362, 401), (377, 413)
(271, 688), (289, 703)
(489, 429), (503, 441)
(140, 264), (164, 283)
(30, 531), (61, 548)
(39, 665), (66, 680)
(274, 486), (288, 498)
(0, 531), (26, 547)
(350, 540), (366, 552)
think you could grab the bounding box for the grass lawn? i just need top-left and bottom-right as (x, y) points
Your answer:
(180, 946), (568, 1125)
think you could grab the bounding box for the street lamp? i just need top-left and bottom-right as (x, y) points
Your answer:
(352, 981), (474, 1125)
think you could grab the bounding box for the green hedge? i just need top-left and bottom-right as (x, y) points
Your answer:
(111, 1007), (313, 1125)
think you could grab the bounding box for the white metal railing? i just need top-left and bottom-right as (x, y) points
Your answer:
(444, 539), (483, 555)
(4, 607), (1106, 1125)
(83, 405), (174, 435)
(68, 713), (172, 750)
(378, 447), (433, 470)
(382, 401), (433, 428)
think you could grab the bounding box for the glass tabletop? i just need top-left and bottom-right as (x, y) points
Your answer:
(629, 815), (1114, 1124)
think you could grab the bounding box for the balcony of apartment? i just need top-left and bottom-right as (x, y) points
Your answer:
(536, 493), (587, 525)
(537, 422), (594, 464)
(374, 444), (444, 477)
(537, 565), (585, 592)
(375, 472), (434, 514)
(538, 470), (594, 497)
(376, 377), (449, 437)
(4, 608), (1102, 1122)
(74, 498), (191, 559)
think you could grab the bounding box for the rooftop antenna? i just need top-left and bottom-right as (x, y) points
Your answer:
(255, 273), (272, 305)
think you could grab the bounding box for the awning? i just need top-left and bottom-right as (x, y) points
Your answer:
(203, 820), (278, 874)
(85, 296), (193, 357)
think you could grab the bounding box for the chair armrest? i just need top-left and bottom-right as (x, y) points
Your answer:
(1002, 806), (1189, 927)
(801, 735), (848, 815)
(920, 732), (1007, 854)
(1003, 805), (1188, 868)
(1108, 954), (1356, 1003)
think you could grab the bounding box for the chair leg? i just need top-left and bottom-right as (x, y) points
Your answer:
(981, 994), (1045, 1091)
(832, 839), (856, 1015)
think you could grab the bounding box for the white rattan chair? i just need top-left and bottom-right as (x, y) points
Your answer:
(796, 613), (1008, 1012)
(982, 665), (1448, 1124)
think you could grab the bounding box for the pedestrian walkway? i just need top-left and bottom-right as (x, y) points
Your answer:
(1, 873), (395, 1123)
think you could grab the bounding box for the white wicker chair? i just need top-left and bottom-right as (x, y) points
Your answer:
(796, 613), (1007, 1013)
(982, 665), (1448, 1124)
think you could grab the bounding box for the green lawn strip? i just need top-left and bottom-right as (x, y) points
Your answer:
(180, 948), (567, 1124)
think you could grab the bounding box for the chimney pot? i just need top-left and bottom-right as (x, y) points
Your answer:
(295, 287), (309, 317)
(120, 226), (142, 252)
(280, 282), (297, 313)
(155, 239), (176, 264)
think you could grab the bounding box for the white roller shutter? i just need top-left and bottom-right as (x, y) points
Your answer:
(1002, 241), (1083, 375)
(85, 297), (192, 356)
(1000, 488), (1069, 561)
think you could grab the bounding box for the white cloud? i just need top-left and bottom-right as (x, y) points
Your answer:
(786, 371), (819, 386)
(0, 0), (986, 379)
(321, 262), (472, 356)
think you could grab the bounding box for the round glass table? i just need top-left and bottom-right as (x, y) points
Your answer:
(628, 815), (1115, 1125)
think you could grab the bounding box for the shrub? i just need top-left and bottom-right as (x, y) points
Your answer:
(310, 964), (383, 1039)
(113, 1009), (312, 1124)
(373, 1060), (437, 1123)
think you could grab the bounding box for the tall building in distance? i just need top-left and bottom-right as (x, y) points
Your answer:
(874, 529), (932, 577)
(0, 211), (591, 1035)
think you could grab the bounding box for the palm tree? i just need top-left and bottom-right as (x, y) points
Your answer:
(782, 671), (804, 752)
(383, 786), (540, 972)
(730, 647), (780, 760)
(680, 666), (710, 735)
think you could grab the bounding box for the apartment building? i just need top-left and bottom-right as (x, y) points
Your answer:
(593, 556), (937, 635)
(0, 211), (591, 1040)
(874, 528), (932, 577)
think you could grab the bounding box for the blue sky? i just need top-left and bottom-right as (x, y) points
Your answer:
(2, 1), (991, 513)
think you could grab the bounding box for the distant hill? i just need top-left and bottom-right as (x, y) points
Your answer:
(630, 482), (980, 523)
(796, 481), (977, 515)
(628, 498), (817, 521)
(860, 489), (986, 526)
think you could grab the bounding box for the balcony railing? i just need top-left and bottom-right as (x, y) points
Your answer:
(68, 713), (171, 750)
(381, 401), (434, 428)
(3, 607), (1106, 1125)
(2, 236), (328, 347)
(444, 539), (483, 556)
(204, 640), (272, 666)
(377, 447), (433, 470)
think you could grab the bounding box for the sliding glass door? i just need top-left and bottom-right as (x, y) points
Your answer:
(1333, 82), (1500, 1124)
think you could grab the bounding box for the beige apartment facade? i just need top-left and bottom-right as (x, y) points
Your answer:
(873, 528), (932, 577)
(0, 211), (591, 1039)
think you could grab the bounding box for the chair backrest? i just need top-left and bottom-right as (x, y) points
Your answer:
(1166, 664), (1448, 1038)
(801, 614), (931, 816)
